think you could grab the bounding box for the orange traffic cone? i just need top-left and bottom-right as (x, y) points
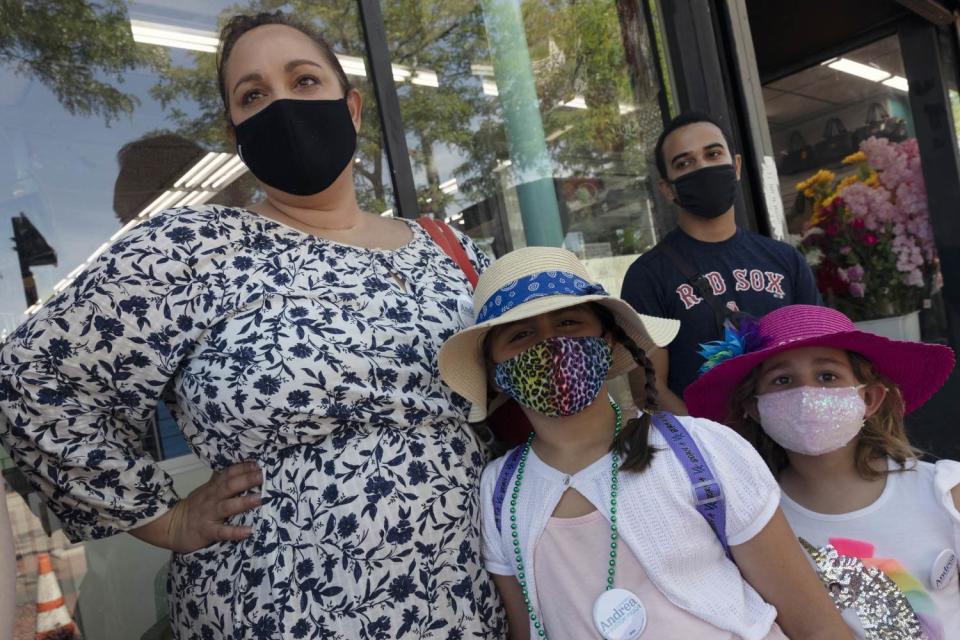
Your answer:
(34, 553), (78, 640)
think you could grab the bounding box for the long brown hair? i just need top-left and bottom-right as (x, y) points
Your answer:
(729, 351), (921, 479)
(591, 304), (660, 472)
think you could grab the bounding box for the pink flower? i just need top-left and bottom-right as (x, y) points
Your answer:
(861, 137), (898, 172)
(849, 282), (866, 298)
(840, 246), (852, 255)
(904, 269), (924, 287)
(847, 264), (865, 281)
(864, 233), (878, 246)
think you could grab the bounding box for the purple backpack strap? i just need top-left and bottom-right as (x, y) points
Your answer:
(493, 446), (525, 535)
(651, 412), (730, 557)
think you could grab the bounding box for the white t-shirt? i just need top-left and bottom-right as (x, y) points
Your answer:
(780, 459), (960, 640)
(480, 414), (782, 640)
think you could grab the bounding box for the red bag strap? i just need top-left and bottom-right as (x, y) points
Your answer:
(417, 217), (479, 289)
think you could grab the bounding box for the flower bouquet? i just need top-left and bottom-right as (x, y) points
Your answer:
(795, 137), (941, 322)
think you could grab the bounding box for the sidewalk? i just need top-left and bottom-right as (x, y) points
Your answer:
(6, 490), (86, 639)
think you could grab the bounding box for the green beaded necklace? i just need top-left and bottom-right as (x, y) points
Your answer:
(508, 401), (623, 639)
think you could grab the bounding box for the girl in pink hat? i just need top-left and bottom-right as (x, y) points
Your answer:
(685, 304), (960, 639)
(440, 249), (850, 640)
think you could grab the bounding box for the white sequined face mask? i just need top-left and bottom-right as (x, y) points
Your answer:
(756, 386), (866, 456)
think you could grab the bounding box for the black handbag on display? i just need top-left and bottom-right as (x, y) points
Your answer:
(814, 117), (855, 166)
(853, 102), (909, 146)
(779, 130), (818, 175)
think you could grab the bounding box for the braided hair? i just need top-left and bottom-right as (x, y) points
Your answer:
(590, 304), (660, 472)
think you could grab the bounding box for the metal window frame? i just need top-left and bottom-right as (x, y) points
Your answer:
(357, 0), (419, 219)
(899, 15), (960, 351)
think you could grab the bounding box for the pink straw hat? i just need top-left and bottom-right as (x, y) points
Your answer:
(684, 304), (955, 423)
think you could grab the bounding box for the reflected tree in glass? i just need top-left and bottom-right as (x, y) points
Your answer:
(0, 0), (166, 124)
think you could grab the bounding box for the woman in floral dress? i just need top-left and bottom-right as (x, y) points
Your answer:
(0, 12), (503, 640)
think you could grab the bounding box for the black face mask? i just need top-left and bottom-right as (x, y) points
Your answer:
(235, 98), (357, 196)
(670, 164), (739, 219)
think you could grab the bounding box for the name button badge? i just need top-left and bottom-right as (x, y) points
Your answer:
(592, 588), (646, 640)
(930, 549), (958, 591)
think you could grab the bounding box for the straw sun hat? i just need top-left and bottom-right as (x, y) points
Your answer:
(438, 247), (680, 422)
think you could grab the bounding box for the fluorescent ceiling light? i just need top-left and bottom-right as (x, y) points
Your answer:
(439, 178), (459, 194)
(171, 192), (198, 208)
(89, 242), (113, 263)
(135, 152), (247, 219)
(411, 70), (440, 88)
(201, 155), (245, 189)
(147, 190), (187, 217)
(110, 219), (140, 242)
(336, 54), (438, 87)
(130, 20), (219, 53)
(883, 75), (909, 92)
(30, 150), (246, 316)
(827, 58), (890, 83)
(128, 19), (378, 86)
(212, 161), (249, 190)
(186, 153), (232, 188)
(338, 54), (367, 78)
(471, 64), (495, 77)
(174, 152), (220, 187)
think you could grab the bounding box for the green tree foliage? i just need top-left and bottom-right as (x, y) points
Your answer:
(0, 0), (664, 239)
(0, 0), (166, 124)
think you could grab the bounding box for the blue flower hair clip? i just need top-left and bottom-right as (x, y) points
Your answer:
(697, 317), (766, 375)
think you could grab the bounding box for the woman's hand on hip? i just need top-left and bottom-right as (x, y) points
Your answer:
(131, 461), (262, 553)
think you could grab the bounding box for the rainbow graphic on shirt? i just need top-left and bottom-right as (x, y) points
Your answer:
(831, 537), (944, 640)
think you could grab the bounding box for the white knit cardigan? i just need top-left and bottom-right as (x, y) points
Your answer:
(480, 414), (781, 640)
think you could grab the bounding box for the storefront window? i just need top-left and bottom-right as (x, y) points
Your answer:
(2, 1), (673, 637)
(1, 2), (389, 637)
(942, 26), (960, 151)
(380, 0), (669, 294)
(764, 34), (948, 344)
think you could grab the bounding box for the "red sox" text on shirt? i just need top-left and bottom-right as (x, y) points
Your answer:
(676, 269), (786, 310)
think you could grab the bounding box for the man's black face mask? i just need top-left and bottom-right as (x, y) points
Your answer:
(670, 164), (739, 219)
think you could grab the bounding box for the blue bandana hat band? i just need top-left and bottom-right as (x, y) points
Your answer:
(475, 271), (607, 324)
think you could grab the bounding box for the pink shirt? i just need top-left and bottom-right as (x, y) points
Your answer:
(534, 510), (788, 640)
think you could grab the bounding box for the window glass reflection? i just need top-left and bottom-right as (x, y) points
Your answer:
(381, 0), (668, 293)
(2, 2), (389, 638)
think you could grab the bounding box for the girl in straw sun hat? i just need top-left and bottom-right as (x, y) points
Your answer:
(438, 247), (849, 640)
(684, 304), (960, 639)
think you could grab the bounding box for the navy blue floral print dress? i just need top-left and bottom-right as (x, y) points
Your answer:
(0, 205), (505, 639)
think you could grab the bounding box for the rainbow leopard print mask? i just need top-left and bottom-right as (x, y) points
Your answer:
(494, 336), (612, 417)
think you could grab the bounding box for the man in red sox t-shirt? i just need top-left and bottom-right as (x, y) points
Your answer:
(621, 112), (821, 415)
